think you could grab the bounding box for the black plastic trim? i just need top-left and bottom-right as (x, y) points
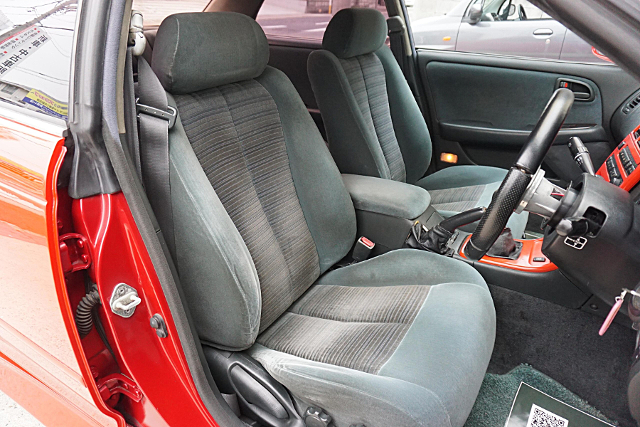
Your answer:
(439, 122), (605, 147)
(67, 0), (120, 199)
(204, 347), (305, 427)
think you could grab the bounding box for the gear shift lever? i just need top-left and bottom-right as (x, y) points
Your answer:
(568, 136), (595, 175)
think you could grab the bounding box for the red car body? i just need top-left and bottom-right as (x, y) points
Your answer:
(0, 110), (219, 426)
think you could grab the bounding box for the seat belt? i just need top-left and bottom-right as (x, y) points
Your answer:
(386, 16), (426, 115)
(123, 47), (142, 177)
(387, 16), (406, 72)
(135, 56), (177, 255)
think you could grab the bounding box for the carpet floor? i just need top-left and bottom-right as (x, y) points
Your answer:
(465, 364), (612, 427)
(481, 285), (636, 426)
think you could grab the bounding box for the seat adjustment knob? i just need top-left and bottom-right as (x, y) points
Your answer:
(304, 407), (332, 427)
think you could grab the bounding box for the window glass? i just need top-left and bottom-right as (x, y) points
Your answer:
(408, 0), (612, 64)
(256, 0), (387, 45)
(132, 0), (211, 27)
(0, 1), (78, 121)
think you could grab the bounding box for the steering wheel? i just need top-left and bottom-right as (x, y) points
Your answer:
(464, 88), (575, 261)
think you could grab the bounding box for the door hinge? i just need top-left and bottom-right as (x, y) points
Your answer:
(59, 233), (92, 274)
(97, 373), (142, 403)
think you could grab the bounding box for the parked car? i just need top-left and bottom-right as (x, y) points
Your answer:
(305, 0), (385, 14)
(410, 0), (612, 63)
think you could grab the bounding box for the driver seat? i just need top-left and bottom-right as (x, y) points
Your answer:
(150, 12), (495, 427)
(307, 8), (528, 237)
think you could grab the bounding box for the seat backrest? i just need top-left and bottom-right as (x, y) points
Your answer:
(308, 8), (433, 185)
(150, 12), (357, 351)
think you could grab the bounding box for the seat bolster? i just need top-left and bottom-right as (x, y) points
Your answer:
(315, 249), (487, 290)
(255, 66), (357, 273)
(308, 50), (392, 180)
(168, 95), (262, 350)
(249, 344), (451, 427)
(378, 282), (496, 427)
(374, 47), (433, 184)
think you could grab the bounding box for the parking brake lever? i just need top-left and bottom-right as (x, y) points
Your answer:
(568, 136), (595, 175)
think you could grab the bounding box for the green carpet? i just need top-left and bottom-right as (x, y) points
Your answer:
(464, 364), (614, 427)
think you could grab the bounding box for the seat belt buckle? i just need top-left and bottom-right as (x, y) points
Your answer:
(136, 99), (177, 129)
(352, 236), (375, 263)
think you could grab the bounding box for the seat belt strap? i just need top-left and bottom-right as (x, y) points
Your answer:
(387, 16), (406, 74)
(123, 47), (142, 177)
(136, 57), (176, 255)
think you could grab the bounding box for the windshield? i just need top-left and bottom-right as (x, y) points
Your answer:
(0, 1), (78, 121)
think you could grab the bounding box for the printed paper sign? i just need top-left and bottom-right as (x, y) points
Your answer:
(21, 88), (67, 119)
(0, 26), (49, 76)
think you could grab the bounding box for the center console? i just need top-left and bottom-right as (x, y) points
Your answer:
(342, 174), (443, 255)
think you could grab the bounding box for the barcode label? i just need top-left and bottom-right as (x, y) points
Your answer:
(526, 404), (569, 427)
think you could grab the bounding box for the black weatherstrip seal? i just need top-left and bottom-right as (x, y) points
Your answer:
(68, 0), (120, 198)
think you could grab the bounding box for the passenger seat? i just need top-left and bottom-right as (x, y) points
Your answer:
(307, 8), (528, 237)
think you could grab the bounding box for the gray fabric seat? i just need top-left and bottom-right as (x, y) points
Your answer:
(308, 8), (527, 237)
(150, 11), (495, 427)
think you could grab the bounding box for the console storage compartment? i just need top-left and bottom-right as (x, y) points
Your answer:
(342, 174), (442, 254)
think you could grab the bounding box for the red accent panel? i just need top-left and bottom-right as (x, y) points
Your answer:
(596, 125), (640, 191)
(73, 193), (220, 427)
(359, 236), (375, 248)
(459, 236), (557, 273)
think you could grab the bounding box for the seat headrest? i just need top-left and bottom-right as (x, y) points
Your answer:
(322, 8), (387, 59)
(151, 12), (269, 94)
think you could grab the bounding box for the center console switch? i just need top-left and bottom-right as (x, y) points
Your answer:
(342, 174), (443, 254)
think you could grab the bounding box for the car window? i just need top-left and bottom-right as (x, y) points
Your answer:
(132, 0), (211, 27)
(0, 1), (79, 121)
(256, 0), (387, 45)
(408, 0), (611, 64)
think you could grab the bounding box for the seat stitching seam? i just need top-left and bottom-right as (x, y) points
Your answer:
(254, 75), (323, 267)
(219, 81), (299, 309)
(326, 54), (389, 178)
(356, 54), (397, 179)
(169, 17), (180, 90)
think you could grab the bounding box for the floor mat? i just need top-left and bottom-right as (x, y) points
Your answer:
(487, 285), (636, 426)
(464, 364), (612, 427)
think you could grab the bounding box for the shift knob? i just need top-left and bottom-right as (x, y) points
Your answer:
(568, 136), (595, 175)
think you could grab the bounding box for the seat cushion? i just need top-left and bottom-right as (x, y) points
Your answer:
(250, 250), (496, 427)
(416, 165), (528, 238)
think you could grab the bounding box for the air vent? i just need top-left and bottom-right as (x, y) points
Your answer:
(623, 93), (640, 114)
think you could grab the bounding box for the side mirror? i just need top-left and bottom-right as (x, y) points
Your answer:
(468, 3), (483, 25)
